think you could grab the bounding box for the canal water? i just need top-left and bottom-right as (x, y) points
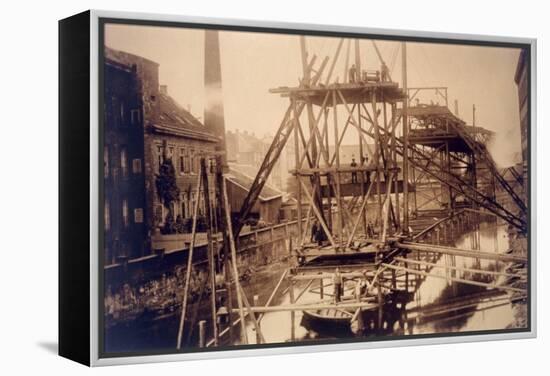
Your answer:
(104, 221), (519, 353)
(243, 221), (516, 343)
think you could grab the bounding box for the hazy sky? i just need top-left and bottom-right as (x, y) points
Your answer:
(105, 24), (522, 167)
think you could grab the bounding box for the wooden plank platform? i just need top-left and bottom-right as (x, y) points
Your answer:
(269, 81), (406, 106)
(320, 180), (415, 197)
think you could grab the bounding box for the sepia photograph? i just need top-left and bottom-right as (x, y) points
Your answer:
(100, 20), (530, 356)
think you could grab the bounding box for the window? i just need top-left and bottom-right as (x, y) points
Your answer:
(104, 146), (109, 178)
(156, 145), (163, 171)
(190, 149), (195, 173)
(122, 199), (129, 227)
(199, 190), (205, 215)
(179, 148), (185, 174)
(181, 195), (186, 218)
(111, 96), (118, 126)
(104, 200), (110, 231)
(134, 208), (143, 223)
(132, 158), (142, 174)
(120, 148), (128, 177)
(184, 149), (190, 173)
(195, 151), (202, 173)
(155, 205), (163, 225)
(120, 102), (125, 123)
(190, 193), (195, 213)
(168, 147), (175, 162)
(130, 109), (140, 124)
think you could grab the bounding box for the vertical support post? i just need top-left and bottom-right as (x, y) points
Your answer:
(371, 90), (383, 232)
(222, 178), (248, 345)
(343, 39), (351, 83)
(300, 35), (324, 225)
(299, 36), (310, 84)
(200, 158), (218, 346)
(289, 277), (296, 341)
(320, 277), (324, 299)
(358, 92), (367, 236)
(198, 320), (206, 348)
(354, 39), (361, 77)
(333, 90), (343, 248)
(401, 42), (410, 235)
(253, 295), (261, 344)
(324, 107), (333, 232)
(176, 167), (203, 350)
(404, 253), (409, 290)
(377, 280), (383, 330)
(293, 99), (303, 249)
(391, 104), (400, 229)
(215, 156), (234, 343)
(446, 141), (453, 214)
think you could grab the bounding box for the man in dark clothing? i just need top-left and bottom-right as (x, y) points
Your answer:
(311, 220), (319, 244)
(362, 156), (371, 184)
(350, 158), (358, 183)
(333, 268), (343, 303)
(316, 225), (325, 246)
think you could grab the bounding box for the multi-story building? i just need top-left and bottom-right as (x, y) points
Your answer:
(104, 47), (219, 263)
(514, 49), (529, 195)
(103, 58), (147, 264)
(226, 129), (292, 192)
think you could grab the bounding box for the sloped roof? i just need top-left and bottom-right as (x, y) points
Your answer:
(154, 94), (219, 142)
(105, 46), (218, 143)
(226, 167), (283, 202)
(105, 46), (159, 68)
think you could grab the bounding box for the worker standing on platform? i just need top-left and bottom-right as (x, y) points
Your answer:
(381, 62), (389, 82)
(367, 221), (374, 238)
(349, 64), (357, 83)
(362, 155), (371, 184)
(333, 268), (343, 303)
(355, 280), (364, 302)
(350, 157), (358, 183)
(311, 220), (319, 244)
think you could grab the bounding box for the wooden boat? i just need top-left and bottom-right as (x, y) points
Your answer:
(302, 307), (356, 332)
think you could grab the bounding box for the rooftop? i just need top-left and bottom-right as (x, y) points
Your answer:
(105, 46), (219, 143)
(226, 167), (283, 202)
(153, 94), (219, 142)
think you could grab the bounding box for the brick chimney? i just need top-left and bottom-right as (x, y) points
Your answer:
(204, 30), (227, 169)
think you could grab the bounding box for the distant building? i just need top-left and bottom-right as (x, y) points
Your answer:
(226, 129), (291, 192)
(104, 47), (219, 263)
(514, 49), (529, 195)
(225, 168), (283, 225)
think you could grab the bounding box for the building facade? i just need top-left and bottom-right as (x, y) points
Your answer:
(104, 47), (219, 264)
(514, 49), (529, 196)
(103, 58), (147, 264)
(226, 129), (293, 192)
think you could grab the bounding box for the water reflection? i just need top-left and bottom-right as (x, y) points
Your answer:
(105, 222), (517, 352)
(245, 222), (515, 343)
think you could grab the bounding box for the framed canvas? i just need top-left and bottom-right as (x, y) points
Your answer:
(58, 9), (536, 366)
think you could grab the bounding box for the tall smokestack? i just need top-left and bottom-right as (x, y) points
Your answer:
(204, 30), (227, 169)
